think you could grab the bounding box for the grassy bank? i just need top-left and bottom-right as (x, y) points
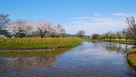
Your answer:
(127, 48), (136, 67)
(0, 38), (82, 49)
(91, 39), (135, 45)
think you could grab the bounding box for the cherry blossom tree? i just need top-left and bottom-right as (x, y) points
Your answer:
(48, 25), (60, 38)
(7, 20), (34, 38)
(101, 33), (107, 41)
(116, 31), (123, 41)
(34, 21), (52, 38)
(106, 31), (117, 41)
(0, 35), (6, 38)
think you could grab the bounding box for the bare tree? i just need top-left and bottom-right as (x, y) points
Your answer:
(91, 33), (100, 39)
(0, 14), (10, 30)
(7, 20), (34, 38)
(76, 30), (85, 38)
(122, 28), (131, 41)
(57, 24), (66, 37)
(126, 16), (136, 44)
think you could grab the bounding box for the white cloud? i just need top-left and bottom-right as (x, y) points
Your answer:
(67, 17), (91, 20)
(113, 13), (125, 16)
(65, 20), (126, 35)
(113, 13), (136, 16)
(93, 13), (101, 16)
(64, 13), (136, 35)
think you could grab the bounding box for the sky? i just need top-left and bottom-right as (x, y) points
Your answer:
(0, 0), (136, 35)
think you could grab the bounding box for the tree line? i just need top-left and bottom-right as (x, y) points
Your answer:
(91, 16), (136, 43)
(7, 20), (66, 38)
(0, 14), (86, 38)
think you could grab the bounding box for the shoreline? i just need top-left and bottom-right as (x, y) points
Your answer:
(127, 48), (136, 67)
(91, 39), (135, 45)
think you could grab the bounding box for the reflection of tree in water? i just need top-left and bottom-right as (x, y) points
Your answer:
(7, 55), (60, 72)
(90, 41), (129, 55)
(0, 47), (72, 76)
(102, 42), (127, 54)
(100, 42), (136, 75)
(0, 59), (9, 75)
(105, 46), (117, 52)
(104, 43), (118, 52)
(117, 44), (127, 54)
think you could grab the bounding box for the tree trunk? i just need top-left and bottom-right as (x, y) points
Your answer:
(19, 33), (26, 38)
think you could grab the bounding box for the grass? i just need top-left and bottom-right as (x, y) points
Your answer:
(127, 48), (136, 67)
(0, 37), (82, 49)
(81, 37), (90, 40)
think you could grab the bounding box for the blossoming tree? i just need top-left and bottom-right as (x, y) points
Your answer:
(7, 20), (34, 38)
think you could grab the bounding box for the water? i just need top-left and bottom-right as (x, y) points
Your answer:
(0, 41), (136, 77)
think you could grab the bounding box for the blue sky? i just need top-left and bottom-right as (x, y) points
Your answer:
(0, 0), (136, 35)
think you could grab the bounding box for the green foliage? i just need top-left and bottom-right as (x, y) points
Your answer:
(0, 30), (12, 37)
(0, 38), (82, 49)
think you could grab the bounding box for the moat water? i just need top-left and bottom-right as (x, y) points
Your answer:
(0, 41), (136, 77)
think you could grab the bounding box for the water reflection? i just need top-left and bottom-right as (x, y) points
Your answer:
(0, 48), (72, 76)
(7, 56), (60, 71)
(117, 44), (128, 54)
(0, 56), (60, 75)
(90, 41), (136, 76)
(92, 41), (131, 55)
(0, 58), (9, 75)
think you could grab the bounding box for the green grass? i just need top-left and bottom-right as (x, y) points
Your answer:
(0, 38), (82, 49)
(81, 37), (90, 40)
(127, 48), (136, 67)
